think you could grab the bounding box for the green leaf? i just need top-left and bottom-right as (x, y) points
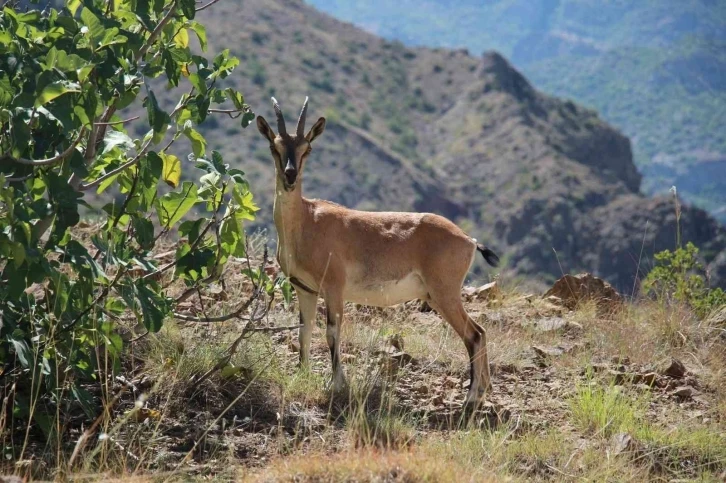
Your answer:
(178, 218), (205, 243)
(219, 214), (244, 258)
(35, 81), (81, 107)
(224, 88), (244, 109)
(133, 217), (155, 250)
(162, 49), (180, 87)
(220, 365), (242, 379)
(180, 0), (195, 19)
(188, 73), (207, 95)
(102, 131), (134, 154)
(173, 27), (189, 48)
(71, 383), (97, 419)
(12, 242), (26, 267)
(183, 124), (206, 157)
(175, 246), (214, 282)
(54, 50), (86, 72)
(232, 184), (259, 220)
(10, 337), (32, 369)
(138, 152), (163, 210)
(80, 7), (104, 41)
(136, 281), (167, 332)
(160, 153), (181, 188)
(241, 110), (255, 128)
(156, 181), (198, 228)
(188, 21), (207, 51)
(16, 11), (41, 22)
(67, 0), (82, 16)
(145, 88), (170, 134)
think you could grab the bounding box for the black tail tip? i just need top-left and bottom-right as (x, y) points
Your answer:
(477, 244), (500, 268)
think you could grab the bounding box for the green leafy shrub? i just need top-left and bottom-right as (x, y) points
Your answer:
(0, 0), (286, 435)
(642, 242), (726, 318)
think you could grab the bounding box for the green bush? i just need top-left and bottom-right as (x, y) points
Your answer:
(642, 242), (726, 318)
(0, 0), (285, 436)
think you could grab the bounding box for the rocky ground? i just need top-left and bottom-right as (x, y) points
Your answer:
(6, 260), (726, 481)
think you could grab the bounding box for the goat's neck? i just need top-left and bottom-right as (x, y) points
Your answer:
(273, 178), (304, 269)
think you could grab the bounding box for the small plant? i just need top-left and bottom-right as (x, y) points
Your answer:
(569, 379), (646, 438)
(642, 242), (726, 318)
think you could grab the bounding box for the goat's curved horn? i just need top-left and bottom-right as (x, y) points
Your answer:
(296, 96), (309, 138)
(271, 97), (286, 135)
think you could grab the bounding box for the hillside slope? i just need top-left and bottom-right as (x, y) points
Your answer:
(307, 0), (726, 223)
(165, 0), (726, 290)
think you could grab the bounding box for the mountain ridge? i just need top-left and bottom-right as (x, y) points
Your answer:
(307, 0), (726, 223)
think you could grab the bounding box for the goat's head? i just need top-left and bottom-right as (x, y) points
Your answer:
(256, 97), (326, 191)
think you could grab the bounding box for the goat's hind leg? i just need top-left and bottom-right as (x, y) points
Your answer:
(429, 295), (491, 405)
(324, 294), (347, 392)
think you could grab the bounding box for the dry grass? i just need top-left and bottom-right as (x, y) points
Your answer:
(4, 278), (726, 482)
(243, 449), (486, 482)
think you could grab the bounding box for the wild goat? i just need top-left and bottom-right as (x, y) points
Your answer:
(256, 97), (500, 404)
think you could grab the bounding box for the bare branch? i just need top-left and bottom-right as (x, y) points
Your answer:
(1, 128), (86, 166)
(173, 298), (253, 323)
(208, 108), (243, 119)
(195, 0), (221, 12)
(4, 173), (34, 183)
(94, 116), (140, 126)
(247, 324), (302, 333)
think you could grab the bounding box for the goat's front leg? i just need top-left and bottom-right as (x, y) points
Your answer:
(324, 294), (347, 391)
(296, 288), (318, 367)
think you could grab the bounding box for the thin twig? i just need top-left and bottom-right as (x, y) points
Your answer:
(208, 108), (243, 119)
(130, 331), (150, 343)
(247, 324), (302, 333)
(195, 0), (221, 12)
(94, 116), (140, 126)
(2, 128), (86, 166)
(4, 173), (34, 183)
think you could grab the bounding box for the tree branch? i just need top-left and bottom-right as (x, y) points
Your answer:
(1, 128), (86, 166)
(4, 173), (34, 183)
(77, 136), (153, 192)
(195, 0), (221, 12)
(94, 116), (140, 126)
(136, 1), (178, 62)
(208, 108), (243, 119)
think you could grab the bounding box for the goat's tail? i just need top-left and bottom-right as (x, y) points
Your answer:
(477, 244), (500, 267)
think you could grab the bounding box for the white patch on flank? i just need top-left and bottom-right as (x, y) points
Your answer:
(345, 272), (426, 307)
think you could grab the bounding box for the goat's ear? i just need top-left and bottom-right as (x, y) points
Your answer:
(305, 117), (326, 143)
(256, 116), (276, 143)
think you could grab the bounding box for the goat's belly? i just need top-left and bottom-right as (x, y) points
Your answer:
(344, 272), (426, 307)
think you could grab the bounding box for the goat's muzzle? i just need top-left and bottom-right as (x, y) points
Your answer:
(284, 163), (297, 187)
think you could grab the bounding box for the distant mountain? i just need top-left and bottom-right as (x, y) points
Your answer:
(307, 0), (726, 223)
